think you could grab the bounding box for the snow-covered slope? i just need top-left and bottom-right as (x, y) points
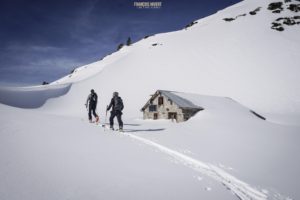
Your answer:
(1, 0), (300, 199)
(37, 0), (300, 125)
(1, 104), (237, 200)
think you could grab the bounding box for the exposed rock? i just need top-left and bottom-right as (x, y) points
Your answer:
(276, 17), (285, 21)
(185, 21), (198, 28)
(271, 22), (285, 31)
(223, 18), (235, 22)
(273, 26), (285, 31)
(268, 2), (283, 11)
(283, 18), (296, 25)
(274, 16), (300, 26)
(272, 22), (282, 27)
(249, 7), (261, 15)
(144, 34), (154, 39)
(223, 12), (247, 22)
(223, 1), (299, 32)
(287, 4), (300, 12)
(236, 13), (247, 17)
(272, 9), (282, 13)
(271, 16), (300, 30)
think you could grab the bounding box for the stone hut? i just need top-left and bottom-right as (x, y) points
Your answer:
(141, 90), (204, 122)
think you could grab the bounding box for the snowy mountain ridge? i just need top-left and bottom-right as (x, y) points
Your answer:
(36, 0), (300, 125)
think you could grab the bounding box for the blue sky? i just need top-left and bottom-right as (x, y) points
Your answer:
(0, 0), (241, 86)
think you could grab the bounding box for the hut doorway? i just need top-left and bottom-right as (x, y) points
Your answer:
(168, 112), (177, 121)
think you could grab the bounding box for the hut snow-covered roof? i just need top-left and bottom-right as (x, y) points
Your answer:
(141, 90), (203, 111)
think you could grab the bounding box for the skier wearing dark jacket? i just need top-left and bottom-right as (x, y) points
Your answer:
(86, 89), (99, 123)
(107, 92), (124, 131)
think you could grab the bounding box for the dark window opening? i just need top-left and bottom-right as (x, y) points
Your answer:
(149, 105), (157, 112)
(158, 96), (164, 106)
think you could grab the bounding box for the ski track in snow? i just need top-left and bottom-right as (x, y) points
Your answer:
(121, 132), (268, 200)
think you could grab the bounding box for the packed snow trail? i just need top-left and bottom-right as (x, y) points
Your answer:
(121, 131), (267, 200)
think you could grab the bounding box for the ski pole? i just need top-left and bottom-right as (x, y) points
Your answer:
(104, 105), (108, 130)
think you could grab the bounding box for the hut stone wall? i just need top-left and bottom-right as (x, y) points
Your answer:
(143, 93), (185, 122)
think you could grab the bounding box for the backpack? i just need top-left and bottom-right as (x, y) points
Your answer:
(90, 93), (97, 103)
(114, 97), (124, 111)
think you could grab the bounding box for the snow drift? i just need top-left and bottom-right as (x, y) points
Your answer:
(0, 84), (71, 108)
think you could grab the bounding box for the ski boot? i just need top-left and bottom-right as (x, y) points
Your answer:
(95, 116), (99, 124)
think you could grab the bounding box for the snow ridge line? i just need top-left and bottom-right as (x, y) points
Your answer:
(124, 132), (267, 200)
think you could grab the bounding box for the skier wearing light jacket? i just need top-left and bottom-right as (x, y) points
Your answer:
(86, 89), (99, 123)
(107, 92), (124, 131)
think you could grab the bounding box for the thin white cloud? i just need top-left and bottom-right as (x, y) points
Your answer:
(6, 43), (64, 53)
(28, 57), (85, 70)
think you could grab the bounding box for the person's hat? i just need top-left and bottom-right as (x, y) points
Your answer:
(113, 91), (119, 97)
